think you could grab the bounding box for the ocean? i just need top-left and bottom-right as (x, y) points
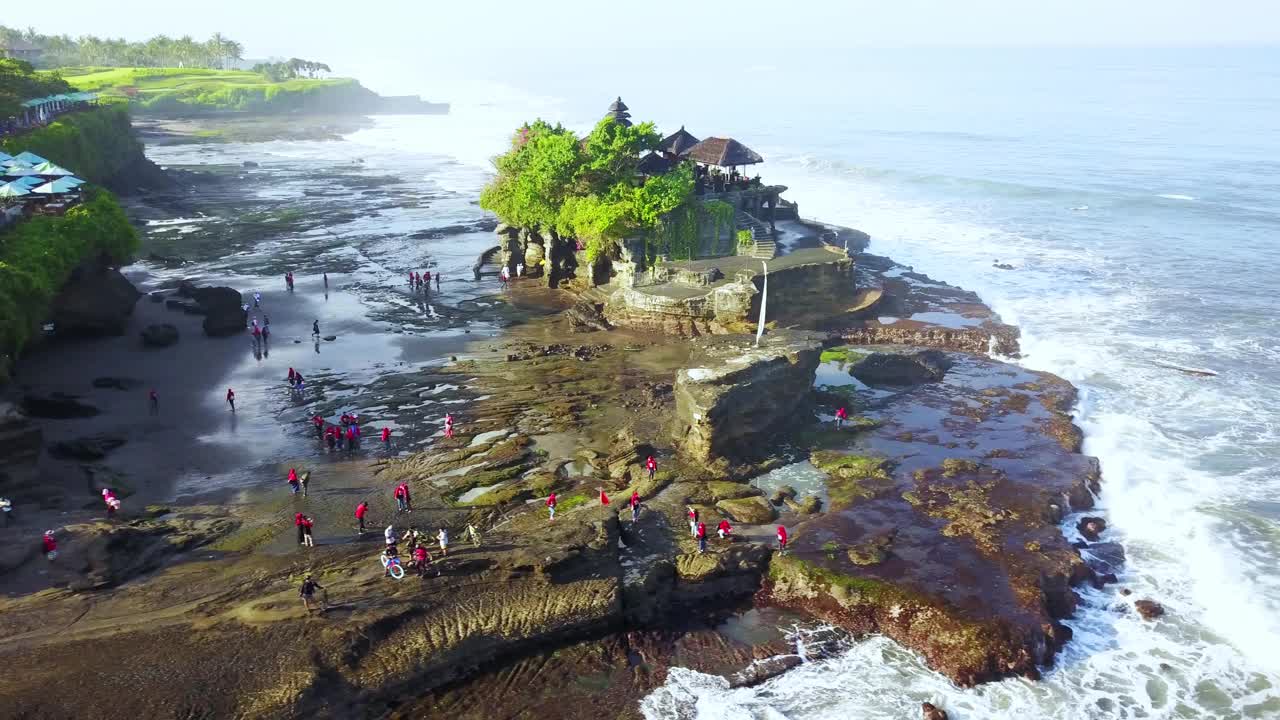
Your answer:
(169, 46), (1280, 718)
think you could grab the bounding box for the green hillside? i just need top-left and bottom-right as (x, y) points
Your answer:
(54, 67), (381, 116)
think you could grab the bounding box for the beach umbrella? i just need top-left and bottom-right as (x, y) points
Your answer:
(0, 182), (32, 199)
(32, 178), (81, 194)
(12, 176), (44, 188)
(0, 151), (12, 162)
(2, 165), (38, 178)
(62, 176), (86, 187)
(14, 151), (49, 165)
(32, 161), (74, 177)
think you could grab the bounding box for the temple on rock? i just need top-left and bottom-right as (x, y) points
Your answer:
(491, 97), (866, 335)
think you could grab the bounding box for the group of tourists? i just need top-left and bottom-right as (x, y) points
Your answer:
(408, 270), (439, 293)
(312, 412), (366, 454)
(288, 367), (306, 396)
(294, 512), (316, 547)
(685, 505), (734, 554)
(498, 263), (525, 288)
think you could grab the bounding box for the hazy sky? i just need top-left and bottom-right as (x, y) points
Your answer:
(6, 1), (1278, 99)
(6, 0), (1278, 56)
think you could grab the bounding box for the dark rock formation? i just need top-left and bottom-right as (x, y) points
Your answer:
(21, 393), (99, 419)
(922, 702), (949, 720)
(49, 261), (141, 337)
(49, 434), (127, 461)
(1077, 516), (1107, 541)
(848, 349), (952, 385)
(674, 331), (823, 466)
(0, 402), (42, 499)
(92, 377), (142, 391)
(194, 288), (246, 337)
(62, 516), (238, 591)
(1135, 599), (1165, 620)
(140, 323), (180, 348)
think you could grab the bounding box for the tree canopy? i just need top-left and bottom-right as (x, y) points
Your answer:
(1, 25), (244, 69)
(480, 116), (696, 260)
(252, 59), (332, 81)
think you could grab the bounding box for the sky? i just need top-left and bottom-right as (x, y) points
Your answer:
(5, 0), (1279, 98)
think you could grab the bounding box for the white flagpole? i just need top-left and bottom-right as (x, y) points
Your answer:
(756, 260), (768, 346)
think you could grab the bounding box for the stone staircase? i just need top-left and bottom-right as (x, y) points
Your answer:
(735, 210), (776, 259)
(750, 239), (777, 259)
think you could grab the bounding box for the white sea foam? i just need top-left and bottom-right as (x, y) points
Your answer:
(1157, 194), (1197, 201)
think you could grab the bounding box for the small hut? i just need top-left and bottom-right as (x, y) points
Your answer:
(660, 126), (700, 157)
(683, 137), (763, 169)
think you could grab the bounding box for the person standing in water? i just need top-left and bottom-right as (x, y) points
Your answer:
(323, 272), (329, 288)
(435, 272), (441, 290)
(312, 320), (320, 339)
(226, 388), (236, 412)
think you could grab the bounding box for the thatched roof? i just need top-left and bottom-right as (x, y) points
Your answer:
(637, 152), (674, 175)
(607, 96), (629, 113)
(660, 126), (700, 156)
(684, 137), (763, 166)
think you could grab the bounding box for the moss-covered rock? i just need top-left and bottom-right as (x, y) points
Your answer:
(716, 496), (776, 524)
(811, 452), (895, 509)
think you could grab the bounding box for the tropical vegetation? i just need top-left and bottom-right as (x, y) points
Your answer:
(480, 116), (722, 262)
(1, 26), (244, 70)
(1, 104), (143, 185)
(0, 58), (70, 120)
(251, 59), (333, 81)
(0, 190), (138, 378)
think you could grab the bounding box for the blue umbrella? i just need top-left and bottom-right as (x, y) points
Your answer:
(2, 165), (38, 177)
(32, 177), (83, 194)
(13, 176), (43, 188)
(0, 151), (12, 162)
(0, 182), (32, 199)
(32, 161), (74, 177)
(14, 151), (48, 165)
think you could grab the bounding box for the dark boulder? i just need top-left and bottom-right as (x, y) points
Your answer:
(322, 335), (337, 342)
(194, 287), (246, 337)
(49, 264), (141, 337)
(1135, 599), (1165, 620)
(849, 350), (952, 386)
(92, 377), (142, 391)
(140, 323), (180, 348)
(148, 291), (166, 303)
(1077, 516), (1107, 541)
(21, 393), (99, 419)
(49, 434), (127, 461)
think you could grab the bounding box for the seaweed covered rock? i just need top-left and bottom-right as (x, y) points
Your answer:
(848, 349), (952, 386)
(716, 496), (777, 524)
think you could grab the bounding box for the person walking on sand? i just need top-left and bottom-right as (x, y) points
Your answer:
(295, 512), (307, 545)
(148, 389), (159, 416)
(355, 500), (369, 535)
(301, 515), (315, 547)
(300, 470), (311, 497)
(254, 291), (262, 308)
(288, 468), (300, 495)
(323, 272), (329, 288)
(444, 413), (454, 439)
(630, 491), (641, 522)
(687, 506), (699, 537)
(646, 455), (657, 480)
(835, 406), (848, 428)
(435, 271), (441, 290)
(466, 523), (481, 548)
(381, 427), (392, 452)
(226, 388), (236, 412)
(717, 519), (733, 539)
(436, 527), (449, 556)
(300, 575), (326, 613)
(696, 521), (708, 554)
(776, 525), (788, 553)
(42, 530), (57, 561)
(547, 492), (557, 521)
(312, 320), (320, 339)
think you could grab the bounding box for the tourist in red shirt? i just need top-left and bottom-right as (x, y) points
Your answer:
(355, 501), (369, 534)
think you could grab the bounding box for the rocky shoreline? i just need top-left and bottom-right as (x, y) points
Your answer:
(0, 235), (1144, 718)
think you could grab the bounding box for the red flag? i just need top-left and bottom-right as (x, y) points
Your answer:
(600, 491), (610, 505)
